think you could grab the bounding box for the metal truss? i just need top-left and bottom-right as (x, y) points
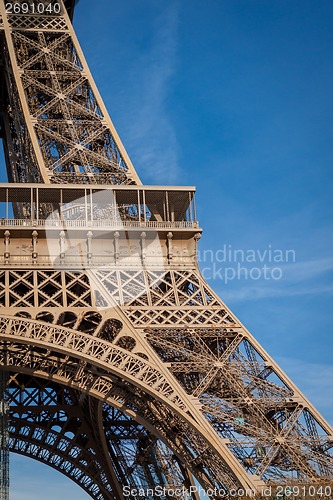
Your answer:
(94, 269), (235, 326)
(0, 263), (331, 497)
(94, 267), (333, 483)
(0, 270), (92, 308)
(6, 375), (195, 499)
(0, 326), (245, 497)
(0, 0), (332, 498)
(0, 0), (140, 185)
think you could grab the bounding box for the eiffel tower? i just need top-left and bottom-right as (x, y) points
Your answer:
(0, 0), (332, 498)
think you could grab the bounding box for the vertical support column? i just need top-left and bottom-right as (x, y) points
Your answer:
(137, 190), (141, 224)
(31, 188), (34, 225)
(140, 231), (146, 263)
(167, 232), (173, 264)
(194, 232), (201, 263)
(143, 190), (147, 224)
(84, 189), (88, 226)
(59, 230), (66, 264)
(5, 190), (8, 221)
(32, 230), (38, 262)
(114, 231), (120, 263)
(87, 231), (93, 264)
(3, 232), (10, 264)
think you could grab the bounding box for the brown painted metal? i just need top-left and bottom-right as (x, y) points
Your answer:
(0, 1), (332, 498)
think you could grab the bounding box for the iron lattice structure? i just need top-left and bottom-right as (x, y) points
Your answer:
(0, 1), (332, 499)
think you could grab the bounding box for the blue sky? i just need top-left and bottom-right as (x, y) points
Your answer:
(2, 0), (333, 497)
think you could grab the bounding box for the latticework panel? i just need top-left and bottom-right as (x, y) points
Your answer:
(0, 270), (92, 307)
(0, 0), (140, 185)
(1, 261), (332, 494)
(147, 327), (333, 479)
(6, 375), (195, 499)
(93, 266), (333, 485)
(0, 331), (249, 498)
(94, 269), (236, 327)
(0, 0), (332, 496)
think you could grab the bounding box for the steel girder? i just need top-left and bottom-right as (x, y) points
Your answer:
(0, 0), (140, 185)
(0, 0), (332, 498)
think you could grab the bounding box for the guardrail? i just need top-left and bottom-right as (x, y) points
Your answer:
(0, 219), (198, 229)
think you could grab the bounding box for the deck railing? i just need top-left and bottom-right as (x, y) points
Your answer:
(0, 218), (198, 229)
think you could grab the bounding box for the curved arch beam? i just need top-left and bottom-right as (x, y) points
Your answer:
(2, 336), (242, 492)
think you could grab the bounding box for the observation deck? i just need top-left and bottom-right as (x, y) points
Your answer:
(0, 183), (198, 230)
(0, 184), (201, 268)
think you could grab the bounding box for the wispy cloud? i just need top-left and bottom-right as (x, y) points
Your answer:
(282, 257), (333, 280)
(206, 256), (333, 302)
(122, 3), (180, 183)
(220, 283), (333, 302)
